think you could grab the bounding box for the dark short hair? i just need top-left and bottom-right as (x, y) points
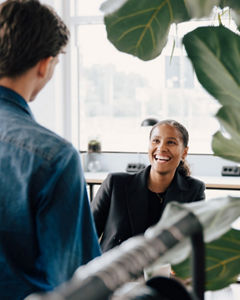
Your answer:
(0, 0), (69, 78)
(149, 119), (190, 176)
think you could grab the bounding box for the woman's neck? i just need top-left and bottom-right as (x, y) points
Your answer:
(148, 169), (175, 193)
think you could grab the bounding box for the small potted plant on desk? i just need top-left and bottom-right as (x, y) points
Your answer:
(87, 139), (102, 172)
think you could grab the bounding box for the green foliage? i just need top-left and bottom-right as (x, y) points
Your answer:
(183, 26), (240, 108)
(182, 25), (240, 162)
(102, 0), (240, 160)
(212, 105), (240, 162)
(88, 139), (101, 152)
(172, 229), (240, 290)
(103, 0), (190, 61)
(102, 0), (219, 60)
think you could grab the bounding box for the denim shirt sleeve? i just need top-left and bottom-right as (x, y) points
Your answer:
(33, 145), (101, 287)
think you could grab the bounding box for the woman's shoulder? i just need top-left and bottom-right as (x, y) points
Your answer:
(100, 171), (136, 193)
(184, 174), (205, 188)
(106, 166), (149, 184)
(106, 171), (136, 183)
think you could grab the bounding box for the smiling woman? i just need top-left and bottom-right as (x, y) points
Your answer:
(91, 119), (206, 253)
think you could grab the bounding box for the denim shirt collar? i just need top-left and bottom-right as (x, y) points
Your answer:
(0, 85), (34, 119)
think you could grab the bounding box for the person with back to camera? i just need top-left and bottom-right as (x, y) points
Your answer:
(0, 1), (101, 299)
(91, 119), (205, 253)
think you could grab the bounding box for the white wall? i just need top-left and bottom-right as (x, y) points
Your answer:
(81, 151), (239, 176)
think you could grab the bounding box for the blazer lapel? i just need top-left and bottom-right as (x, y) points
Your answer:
(163, 172), (189, 210)
(126, 166), (151, 236)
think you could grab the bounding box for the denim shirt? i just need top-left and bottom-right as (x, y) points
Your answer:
(0, 86), (101, 299)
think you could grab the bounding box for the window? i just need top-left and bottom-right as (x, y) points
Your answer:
(29, 0), (66, 138)
(67, 2), (236, 154)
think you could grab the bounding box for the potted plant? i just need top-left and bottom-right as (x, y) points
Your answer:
(87, 139), (102, 172)
(88, 139), (102, 153)
(99, 0), (240, 293)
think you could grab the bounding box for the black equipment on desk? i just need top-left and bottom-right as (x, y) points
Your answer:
(126, 163), (146, 173)
(221, 165), (240, 176)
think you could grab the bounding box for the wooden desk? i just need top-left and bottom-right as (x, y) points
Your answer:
(198, 176), (240, 190)
(85, 172), (108, 201)
(84, 172), (240, 201)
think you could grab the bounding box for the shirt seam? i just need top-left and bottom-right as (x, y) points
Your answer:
(0, 134), (58, 162)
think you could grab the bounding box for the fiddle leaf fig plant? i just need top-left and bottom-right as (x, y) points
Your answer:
(100, 0), (240, 292)
(101, 0), (218, 61)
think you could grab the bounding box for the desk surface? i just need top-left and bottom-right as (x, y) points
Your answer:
(84, 172), (240, 190)
(198, 176), (240, 189)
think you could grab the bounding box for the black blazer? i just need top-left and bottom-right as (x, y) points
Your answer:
(91, 165), (205, 252)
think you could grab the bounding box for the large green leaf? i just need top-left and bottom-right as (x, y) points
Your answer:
(220, 0), (240, 10)
(184, 0), (219, 18)
(145, 197), (240, 265)
(212, 105), (240, 162)
(215, 105), (240, 140)
(183, 26), (240, 107)
(172, 229), (240, 291)
(102, 0), (217, 61)
(144, 197), (240, 291)
(212, 131), (240, 162)
(103, 0), (188, 61)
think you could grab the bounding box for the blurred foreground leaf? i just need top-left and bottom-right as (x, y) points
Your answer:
(172, 229), (240, 291)
(212, 105), (240, 163)
(145, 197), (240, 291)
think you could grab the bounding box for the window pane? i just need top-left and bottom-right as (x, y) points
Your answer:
(165, 56), (180, 88)
(76, 22), (221, 153)
(72, 0), (102, 16)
